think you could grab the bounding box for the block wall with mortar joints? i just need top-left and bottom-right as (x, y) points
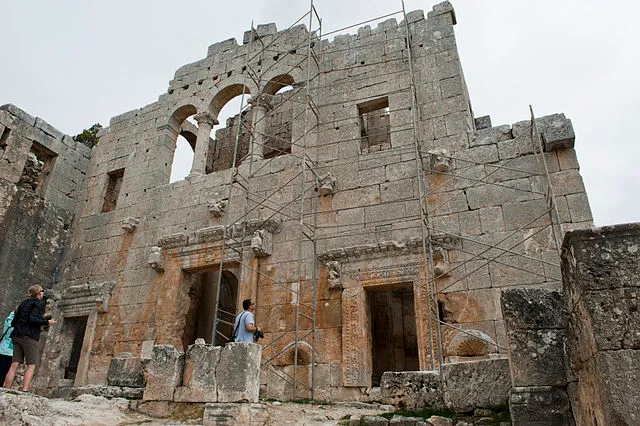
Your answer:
(20, 1), (594, 400)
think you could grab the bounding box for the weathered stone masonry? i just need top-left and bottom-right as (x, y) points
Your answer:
(0, 1), (595, 405)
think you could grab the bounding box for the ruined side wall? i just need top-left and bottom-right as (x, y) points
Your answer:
(0, 104), (90, 318)
(562, 224), (640, 425)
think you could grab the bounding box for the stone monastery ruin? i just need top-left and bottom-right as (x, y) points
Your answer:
(2, 1), (638, 424)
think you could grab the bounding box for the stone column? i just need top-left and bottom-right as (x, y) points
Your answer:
(246, 94), (272, 164)
(190, 112), (218, 176)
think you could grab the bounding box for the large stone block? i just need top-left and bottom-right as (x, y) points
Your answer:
(106, 354), (148, 388)
(501, 288), (568, 330)
(142, 345), (184, 401)
(537, 113), (575, 151)
(380, 371), (444, 410)
(174, 343), (221, 403)
(509, 386), (571, 426)
(442, 358), (511, 412)
(216, 343), (261, 403)
(505, 328), (567, 387)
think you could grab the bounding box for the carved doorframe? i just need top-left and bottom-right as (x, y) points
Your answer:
(153, 241), (247, 351)
(340, 259), (431, 388)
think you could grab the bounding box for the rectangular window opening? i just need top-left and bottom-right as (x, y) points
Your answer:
(358, 97), (391, 154)
(18, 142), (57, 194)
(102, 168), (125, 213)
(0, 126), (11, 151)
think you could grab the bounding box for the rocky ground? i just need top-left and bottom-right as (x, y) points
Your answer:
(0, 389), (508, 425)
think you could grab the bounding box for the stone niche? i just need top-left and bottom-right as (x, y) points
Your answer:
(48, 282), (116, 391)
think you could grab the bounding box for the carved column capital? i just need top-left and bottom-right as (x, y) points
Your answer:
(248, 94), (273, 111)
(194, 112), (219, 128)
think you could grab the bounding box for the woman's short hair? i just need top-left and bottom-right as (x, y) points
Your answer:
(26, 284), (43, 298)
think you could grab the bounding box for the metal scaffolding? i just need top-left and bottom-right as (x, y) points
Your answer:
(203, 0), (564, 399)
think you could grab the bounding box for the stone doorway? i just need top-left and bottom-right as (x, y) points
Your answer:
(367, 284), (419, 386)
(182, 269), (238, 348)
(63, 316), (88, 380)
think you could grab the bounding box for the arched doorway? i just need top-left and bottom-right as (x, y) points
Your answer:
(182, 269), (239, 348)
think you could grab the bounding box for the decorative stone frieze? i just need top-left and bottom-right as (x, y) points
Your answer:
(318, 172), (337, 196)
(428, 149), (452, 172)
(122, 216), (140, 232)
(157, 233), (188, 248)
(251, 229), (272, 257)
(318, 235), (461, 262)
(58, 281), (116, 316)
(148, 246), (164, 271)
(208, 194), (228, 218)
(326, 261), (342, 290)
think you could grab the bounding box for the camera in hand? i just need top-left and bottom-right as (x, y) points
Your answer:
(254, 330), (264, 341)
(43, 314), (52, 331)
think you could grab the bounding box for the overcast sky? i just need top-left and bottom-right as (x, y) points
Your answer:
(1, 1), (638, 227)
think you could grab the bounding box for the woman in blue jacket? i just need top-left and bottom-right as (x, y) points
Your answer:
(0, 310), (14, 385)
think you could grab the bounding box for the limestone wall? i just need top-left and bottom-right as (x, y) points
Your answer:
(0, 104), (90, 318)
(26, 1), (594, 401)
(562, 224), (640, 425)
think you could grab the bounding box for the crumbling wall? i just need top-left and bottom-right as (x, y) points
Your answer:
(0, 104), (90, 319)
(562, 224), (640, 425)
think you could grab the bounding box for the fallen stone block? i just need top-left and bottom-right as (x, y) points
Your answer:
(142, 345), (184, 402)
(174, 343), (221, 403)
(442, 358), (510, 412)
(216, 342), (261, 403)
(380, 371), (444, 410)
(106, 353), (148, 388)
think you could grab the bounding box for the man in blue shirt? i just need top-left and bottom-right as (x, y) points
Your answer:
(233, 299), (259, 343)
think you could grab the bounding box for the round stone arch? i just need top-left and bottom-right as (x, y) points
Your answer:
(153, 99), (203, 182)
(261, 73), (297, 96)
(157, 96), (203, 133)
(204, 76), (258, 117)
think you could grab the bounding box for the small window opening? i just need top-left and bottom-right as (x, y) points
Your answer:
(18, 142), (56, 194)
(64, 316), (88, 380)
(0, 126), (11, 151)
(358, 97), (391, 154)
(102, 168), (124, 213)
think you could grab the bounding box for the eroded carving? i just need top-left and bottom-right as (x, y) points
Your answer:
(59, 281), (116, 315)
(446, 329), (496, 357)
(122, 216), (140, 232)
(326, 261), (342, 290)
(148, 246), (164, 271)
(432, 247), (450, 278)
(318, 172), (337, 196)
(276, 341), (313, 366)
(429, 149), (452, 172)
(208, 194), (228, 218)
(251, 229), (272, 257)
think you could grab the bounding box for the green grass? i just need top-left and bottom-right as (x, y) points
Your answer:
(377, 406), (511, 425)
